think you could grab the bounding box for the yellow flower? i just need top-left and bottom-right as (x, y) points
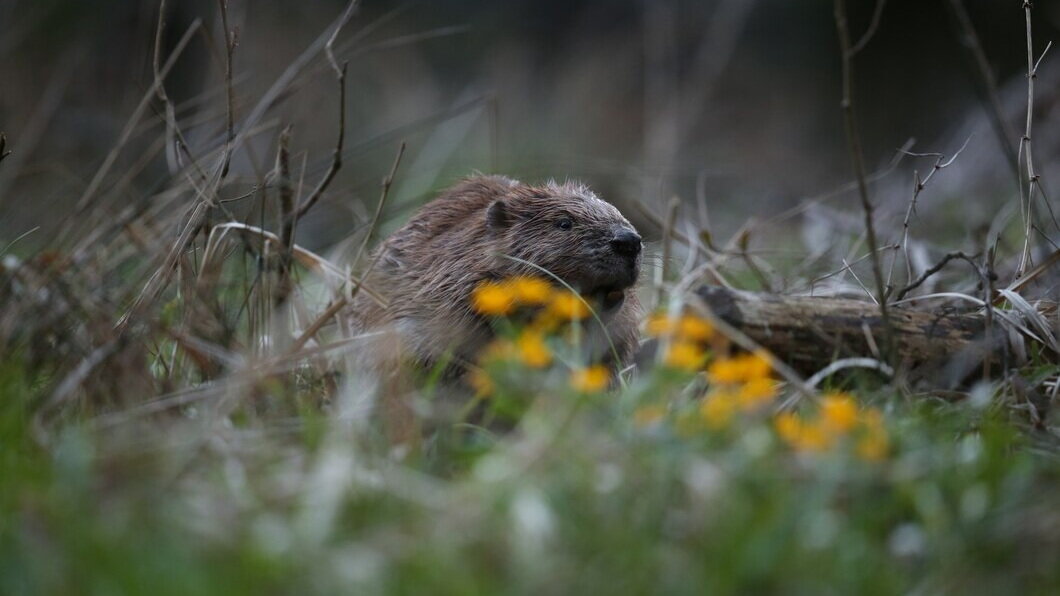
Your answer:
(548, 290), (591, 320)
(820, 392), (858, 434)
(774, 413), (802, 444)
(707, 357), (742, 384)
(645, 312), (713, 342)
(506, 276), (553, 305)
(633, 404), (667, 427)
(676, 315), (713, 342)
(516, 330), (552, 368)
(570, 365), (610, 393)
(707, 351), (772, 384)
(468, 368), (494, 397)
(645, 312), (674, 337)
(737, 377), (778, 411)
(774, 413), (831, 452)
(745, 351), (773, 379)
(701, 392), (737, 429)
(796, 422), (833, 452)
(471, 281), (515, 316)
(664, 341), (705, 371)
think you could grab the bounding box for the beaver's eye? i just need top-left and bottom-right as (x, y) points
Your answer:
(556, 217), (573, 231)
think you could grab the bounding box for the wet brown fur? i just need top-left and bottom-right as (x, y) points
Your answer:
(351, 175), (642, 378)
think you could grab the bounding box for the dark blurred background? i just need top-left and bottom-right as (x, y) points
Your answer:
(2, 0), (1059, 256)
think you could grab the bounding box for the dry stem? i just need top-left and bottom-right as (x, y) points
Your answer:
(1016, 1), (1051, 278)
(217, 0), (238, 178)
(294, 5), (354, 220)
(289, 142), (405, 353)
(895, 251), (984, 301)
(833, 0), (894, 361)
(886, 137), (971, 290)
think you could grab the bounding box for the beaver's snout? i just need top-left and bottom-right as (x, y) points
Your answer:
(610, 228), (642, 258)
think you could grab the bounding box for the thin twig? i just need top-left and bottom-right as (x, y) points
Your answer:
(983, 244), (998, 379)
(294, 6), (354, 220)
(353, 142), (406, 269)
(274, 125), (295, 306)
(842, 258), (876, 304)
(289, 142), (406, 353)
(807, 243), (898, 292)
(120, 1), (360, 331)
(895, 250), (982, 301)
(834, 0), (894, 360)
(806, 357), (894, 389)
(152, 0), (182, 174)
(759, 138), (913, 230)
(217, 0), (238, 178)
(294, 61), (347, 219)
(656, 196), (679, 308)
(277, 126), (295, 250)
(736, 228), (773, 292)
(849, 0), (887, 56)
(1016, 0), (1050, 278)
(886, 136), (972, 290)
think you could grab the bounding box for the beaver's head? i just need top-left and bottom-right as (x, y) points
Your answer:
(485, 180), (641, 311)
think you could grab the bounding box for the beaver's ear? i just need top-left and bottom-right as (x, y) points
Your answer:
(486, 200), (510, 231)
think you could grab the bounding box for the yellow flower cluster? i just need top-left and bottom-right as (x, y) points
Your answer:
(515, 331), (552, 368)
(468, 277), (615, 398)
(699, 350), (778, 428)
(570, 365), (611, 393)
(645, 311), (715, 372)
(773, 392), (889, 461)
(645, 312), (714, 341)
(471, 276), (592, 321)
(706, 351), (771, 385)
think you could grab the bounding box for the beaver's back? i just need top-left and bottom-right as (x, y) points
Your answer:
(349, 176), (516, 364)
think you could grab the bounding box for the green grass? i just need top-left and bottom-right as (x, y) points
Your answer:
(2, 339), (1059, 595)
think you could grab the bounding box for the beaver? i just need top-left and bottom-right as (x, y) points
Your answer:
(350, 174), (643, 381)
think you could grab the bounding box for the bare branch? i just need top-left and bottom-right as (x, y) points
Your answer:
(293, 2), (359, 219)
(833, 0), (894, 361)
(1017, 1), (1050, 278)
(896, 251), (985, 301)
(217, 0), (238, 178)
(353, 142), (406, 269)
(887, 136), (972, 289)
(293, 64), (347, 220)
(849, 0), (887, 56)
(290, 141), (406, 353)
(277, 126), (295, 250)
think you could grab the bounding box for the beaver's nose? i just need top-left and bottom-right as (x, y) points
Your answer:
(610, 229), (642, 257)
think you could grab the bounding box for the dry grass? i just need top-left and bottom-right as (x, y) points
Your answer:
(1, 2), (1059, 593)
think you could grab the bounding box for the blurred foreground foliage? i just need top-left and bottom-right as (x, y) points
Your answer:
(2, 302), (1060, 595)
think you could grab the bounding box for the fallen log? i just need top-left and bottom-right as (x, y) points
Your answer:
(691, 286), (1054, 385)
